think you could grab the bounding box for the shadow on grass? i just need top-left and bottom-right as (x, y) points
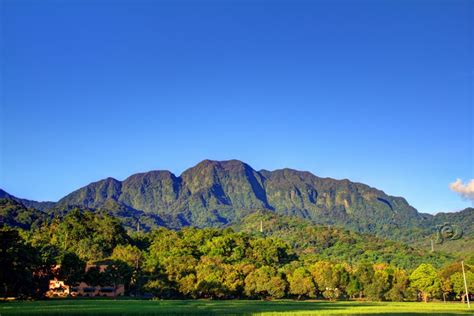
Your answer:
(0, 299), (471, 315)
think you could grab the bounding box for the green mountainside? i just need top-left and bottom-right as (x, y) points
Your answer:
(1, 160), (472, 250)
(0, 199), (456, 270)
(0, 198), (47, 229)
(56, 160), (433, 236)
(415, 207), (473, 256)
(232, 210), (456, 268)
(0, 189), (55, 211)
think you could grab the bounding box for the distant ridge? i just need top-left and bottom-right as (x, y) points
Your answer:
(52, 159), (430, 236)
(1, 160), (471, 245)
(0, 189), (55, 211)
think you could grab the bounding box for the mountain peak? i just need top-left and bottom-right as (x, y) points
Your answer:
(188, 159), (249, 171)
(53, 159), (428, 233)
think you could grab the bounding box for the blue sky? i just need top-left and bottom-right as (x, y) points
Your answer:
(1, 0), (473, 213)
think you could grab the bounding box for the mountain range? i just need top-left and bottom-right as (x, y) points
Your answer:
(1, 159), (472, 245)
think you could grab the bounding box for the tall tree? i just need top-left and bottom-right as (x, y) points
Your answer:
(56, 252), (85, 287)
(450, 271), (474, 303)
(287, 267), (316, 299)
(0, 228), (42, 298)
(409, 263), (441, 302)
(244, 266), (286, 299)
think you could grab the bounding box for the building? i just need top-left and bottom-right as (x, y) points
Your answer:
(46, 264), (125, 298)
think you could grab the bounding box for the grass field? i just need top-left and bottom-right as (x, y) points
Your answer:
(0, 299), (472, 316)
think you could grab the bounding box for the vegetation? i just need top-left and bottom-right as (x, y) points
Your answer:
(1, 206), (472, 303)
(1, 160), (458, 236)
(1, 160), (472, 255)
(0, 198), (46, 230)
(53, 160), (433, 237)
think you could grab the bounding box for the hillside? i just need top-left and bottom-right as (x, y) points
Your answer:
(0, 198), (47, 229)
(415, 207), (474, 256)
(1, 160), (471, 248)
(0, 189), (55, 211)
(232, 210), (455, 269)
(55, 160), (432, 237)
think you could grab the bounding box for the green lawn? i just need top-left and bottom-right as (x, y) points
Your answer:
(0, 299), (471, 315)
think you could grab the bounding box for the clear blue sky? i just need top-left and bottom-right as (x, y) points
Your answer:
(1, 0), (473, 213)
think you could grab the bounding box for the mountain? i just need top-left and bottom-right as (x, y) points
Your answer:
(55, 159), (434, 238)
(0, 189), (55, 211)
(2, 159), (471, 246)
(0, 198), (47, 229)
(415, 207), (474, 255)
(432, 207), (473, 236)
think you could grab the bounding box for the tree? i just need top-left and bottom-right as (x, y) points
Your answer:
(386, 268), (411, 301)
(244, 266), (287, 299)
(111, 244), (144, 295)
(0, 228), (44, 298)
(199, 233), (248, 263)
(450, 271), (474, 303)
(248, 238), (292, 266)
(310, 261), (341, 300)
(83, 266), (102, 289)
(221, 263), (251, 298)
(355, 262), (374, 298)
(195, 257), (226, 299)
(111, 245), (143, 269)
(287, 267), (316, 299)
(143, 279), (177, 299)
(439, 262), (473, 302)
(177, 273), (197, 298)
(56, 252), (85, 286)
(48, 210), (129, 261)
(409, 263), (441, 302)
(346, 276), (362, 299)
(266, 275), (287, 299)
(102, 260), (133, 297)
(365, 268), (390, 301)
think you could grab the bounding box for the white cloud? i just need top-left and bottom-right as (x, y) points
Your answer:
(449, 178), (474, 203)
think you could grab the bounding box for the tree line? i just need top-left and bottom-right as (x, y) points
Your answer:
(1, 208), (472, 302)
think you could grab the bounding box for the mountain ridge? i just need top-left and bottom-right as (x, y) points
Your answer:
(53, 159), (430, 235)
(0, 189), (55, 211)
(1, 159), (471, 245)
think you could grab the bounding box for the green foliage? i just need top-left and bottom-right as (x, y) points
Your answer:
(45, 209), (129, 260)
(309, 261), (348, 300)
(450, 271), (474, 302)
(386, 269), (412, 301)
(409, 263), (441, 302)
(248, 237), (293, 267)
(287, 267), (316, 299)
(244, 266), (286, 299)
(0, 228), (49, 298)
(235, 211), (453, 270)
(111, 244), (143, 269)
(56, 252), (85, 286)
(102, 260), (133, 291)
(0, 198), (46, 230)
(83, 266), (102, 287)
(1, 203), (472, 302)
(365, 267), (391, 301)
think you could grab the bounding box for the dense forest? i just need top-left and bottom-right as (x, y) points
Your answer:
(1, 198), (472, 303)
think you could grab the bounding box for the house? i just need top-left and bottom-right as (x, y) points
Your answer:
(45, 264), (125, 298)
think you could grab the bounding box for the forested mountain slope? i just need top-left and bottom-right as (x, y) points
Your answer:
(1, 160), (471, 247)
(56, 160), (432, 237)
(0, 189), (55, 211)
